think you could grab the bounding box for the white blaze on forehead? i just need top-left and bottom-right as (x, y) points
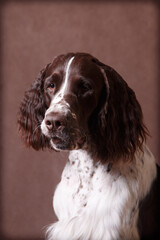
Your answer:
(43, 56), (75, 132)
(62, 56), (75, 96)
(51, 56), (75, 105)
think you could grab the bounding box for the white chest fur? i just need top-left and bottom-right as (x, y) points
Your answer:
(47, 147), (156, 240)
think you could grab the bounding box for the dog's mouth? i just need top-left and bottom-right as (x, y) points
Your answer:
(51, 136), (62, 144)
(50, 132), (86, 151)
(50, 134), (69, 150)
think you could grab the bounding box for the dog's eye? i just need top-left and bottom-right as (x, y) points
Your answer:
(77, 82), (93, 97)
(82, 84), (92, 92)
(48, 83), (55, 90)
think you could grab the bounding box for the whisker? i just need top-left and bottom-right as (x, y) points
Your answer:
(31, 124), (44, 142)
(32, 124), (41, 136)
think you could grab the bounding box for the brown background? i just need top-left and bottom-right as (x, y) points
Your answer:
(0, 0), (159, 239)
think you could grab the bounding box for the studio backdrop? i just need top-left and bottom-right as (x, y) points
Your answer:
(0, 0), (159, 239)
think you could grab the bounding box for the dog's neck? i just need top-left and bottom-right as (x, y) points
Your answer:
(50, 147), (156, 240)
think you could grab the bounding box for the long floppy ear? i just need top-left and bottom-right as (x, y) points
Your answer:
(91, 59), (148, 162)
(17, 64), (51, 150)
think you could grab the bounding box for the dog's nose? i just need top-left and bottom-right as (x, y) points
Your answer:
(45, 113), (65, 131)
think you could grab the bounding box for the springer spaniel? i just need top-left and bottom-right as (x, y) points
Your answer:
(18, 53), (159, 240)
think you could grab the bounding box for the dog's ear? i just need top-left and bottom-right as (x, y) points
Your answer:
(17, 64), (51, 150)
(91, 58), (148, 161)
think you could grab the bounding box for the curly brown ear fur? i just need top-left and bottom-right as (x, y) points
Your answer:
(90, 59), (148, 162)
(17, 64), (51, 150)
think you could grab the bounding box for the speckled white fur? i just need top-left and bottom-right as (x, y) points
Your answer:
(46, 145), (156, 240)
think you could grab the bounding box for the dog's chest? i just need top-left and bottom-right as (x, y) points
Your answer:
(53, 150), (104, 220)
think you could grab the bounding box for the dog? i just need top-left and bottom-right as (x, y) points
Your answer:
(18, 53), (159, 240)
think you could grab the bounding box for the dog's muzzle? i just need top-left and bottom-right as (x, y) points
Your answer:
(41, 108), (86, 151)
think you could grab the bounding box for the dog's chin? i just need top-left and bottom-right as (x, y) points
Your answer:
(50, 136), (86, 151)
(50, 137), (75, 151)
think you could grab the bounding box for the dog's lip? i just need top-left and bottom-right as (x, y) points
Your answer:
(51, 136), (62, 144)
(50, 133), (86, 149)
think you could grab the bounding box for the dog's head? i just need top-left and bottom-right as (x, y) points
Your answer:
(18, 53), (148, 161)
(40, 54), (107, 151)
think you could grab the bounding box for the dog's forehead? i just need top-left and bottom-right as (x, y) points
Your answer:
(46, 54), (103, 81)
(46, 55), (69, 77)
(71, 56), (105, 86)
(71, 56), (96, 75)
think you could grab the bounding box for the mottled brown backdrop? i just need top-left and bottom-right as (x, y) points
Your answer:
(0, 0), (159, 239)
